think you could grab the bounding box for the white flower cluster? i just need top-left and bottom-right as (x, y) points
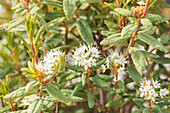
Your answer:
(136, 0), (145, 5)
(139, 78), (167, 102)
(101, 52), (127, 77)
(35, 50), (64, 75)
(71, 44), (100, 71)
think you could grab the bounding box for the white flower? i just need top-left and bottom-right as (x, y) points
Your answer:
(160, 88), (167, 98)
(152, 79), (161, 89)
(21, 98), (30, 105)
(137, 0), (145, 5)
(145, 89), (158, 102)
(101, 64), (106, 73)
(36, 50), (64, 75)
(117, 67), (125, 77)
(71, 44), (100, 71)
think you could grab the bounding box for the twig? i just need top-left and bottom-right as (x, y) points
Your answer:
(0, 97), (5, 107)
(75, 7), (80, 19)
(55, 102), (60, 113)
(124, 31), (137, 58)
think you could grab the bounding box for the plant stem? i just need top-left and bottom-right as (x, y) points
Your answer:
(86, 70), (92, 89)
(9, 99), (14, 111)
(39, 82), (43, 99)
(55, 102), (60, 113)
(65, 19), (68, 54)
(142, 0), (151, 17)
(124, 31), (137, 58)
(0, 97), (5, 107)
(114, 73), (118, 89)
(75, 7), (80, 19)
(31, 43), (38, 65)
(149, 101), (153, 113)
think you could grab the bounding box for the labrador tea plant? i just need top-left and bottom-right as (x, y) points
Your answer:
(0, 0), (169, 113)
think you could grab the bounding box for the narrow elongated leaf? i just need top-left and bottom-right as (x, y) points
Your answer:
(76, 0), (102, 3)
(132, 109), (144, 113)
(138, 34), (165, 51)
(160, 33), (170, 44)
(46, 83), (68, 104)
(140, 50), (159, 58)
(47, 17), (65, 29)
(87, 90), (95, 108)
(114, 8), (132, 17)
(10, 109), (28, 113)
(106, 96), (132, 108)
(0, 106), (11, 113)
(104, 2), (116, 11)
(28, 99), (43, 113)
(90, 76), (110, 87)
(127, 65), (142, 84)
(133, 98), (145, 108)
(6, 18), (24, 30)
(4, 87), (32, 99)
(152, 57), (170, 64)
(82, 72), (88, 86)
(129, 47), (146, 71)
(121, 24), (138, 37)
(104, 20), (117, 30)
(25, 81), (40, 93)
(76, 18), (94, 43)
(145, 14), (162, 22)
(138, 26), (157, 35)
(100, 36), (129, 45)
(141, 18), (153, 29)
(63, 0), (75, 20)
(117, 80), (125, 92)
(0, 67), (12, 79)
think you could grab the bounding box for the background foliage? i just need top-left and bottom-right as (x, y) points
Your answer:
(0, 0), (169, 113)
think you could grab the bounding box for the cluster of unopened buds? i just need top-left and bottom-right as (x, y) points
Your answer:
(101, 51), (127, 79)
(35, 50), (64, 75)
(139, 78), (168, 103)
(70, 44), (100, 71)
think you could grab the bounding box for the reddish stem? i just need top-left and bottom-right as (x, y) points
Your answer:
(31, 43), (38, 65)
(0, 97), (5, 107)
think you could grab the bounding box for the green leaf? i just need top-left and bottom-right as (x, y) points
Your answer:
(58, 72), (81, 83)
(90, 76), (110, 87)
(65, 65), (83, 72)
(127, 64), (142, 84)
(143, 108), (150, 113)
(47, 17), (65, 29)
(104, 2), (116, 11)
(25, 81), (40, 93)
(34, 25), (45, 45)
(76, 0), (102, 3)
(121, 24), (138, 37)
(4, 87), (32, 99)
(129, 47), (146, 71)
(16, 32), (31, 49)
(160, 33), (170, 44)
(76, 18), (94, 43)
(138, 26), (157, 35)
(28, 99), (43, 113)
(82, 72), (88, 86)
(0, 67), (12, 79)
(140, 50), (159, 58)
(10, 110), (28, 113)
(157, 102), (170, 107)
(100, 36), (129, 45)
(71, 83), (83, 96)
(114, 8), (132, 17)
(0, 106), (11, 113)
(132, 98), (145, 108)
(117, 80), (125, 92)
(106, 96), (132, 108)
(6, 18), (24, 31)
(138, 34), (165, 51)
(87, 90), (95, 108)
(132, 109), (144, 113)
(141, 18), (153, 29)
(104, 20), (117, 30)
(145, 14), (162, 22)
(101, 30), (119, 36)
(152, 104), (162, 113)
(63, 0), (76, 20)
(46, 83), (69, 104)
(96, 74), (114, 82)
